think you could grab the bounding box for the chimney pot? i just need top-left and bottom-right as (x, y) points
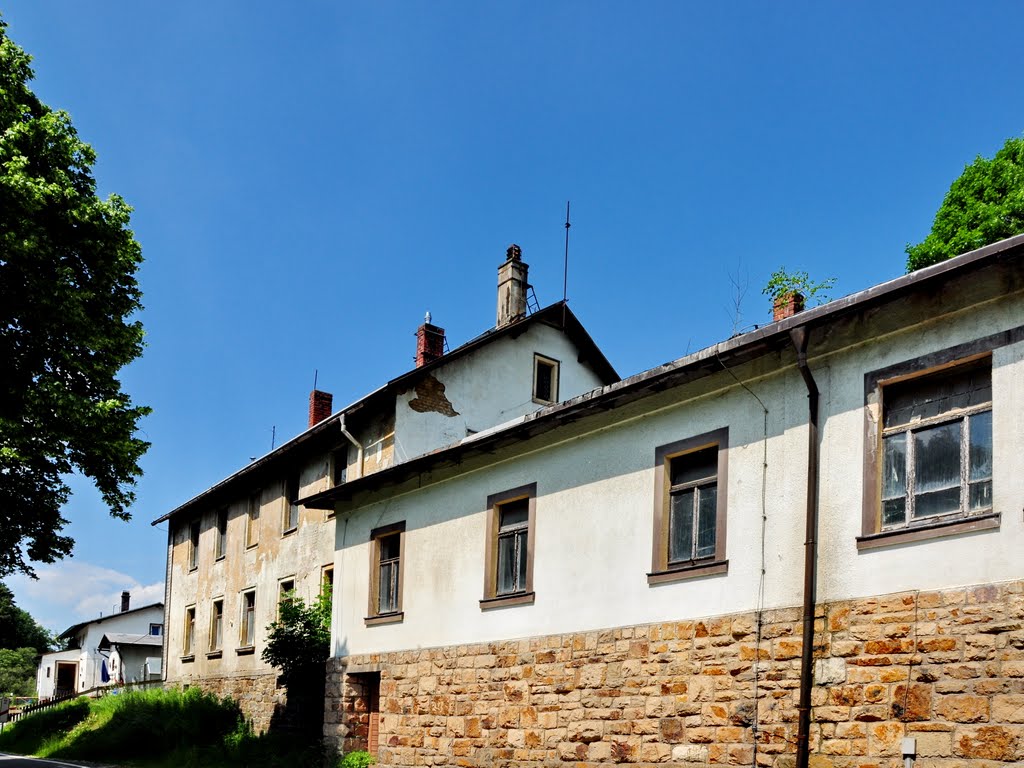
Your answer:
(497, 244), (529, 328)
(416, 319), (446, 367)
(120, 591), (130, 612)
(308, 390), (333, 427)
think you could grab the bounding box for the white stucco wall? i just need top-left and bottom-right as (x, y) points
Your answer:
(393, 323), (607, 462)
(331, 294), (1024, 659)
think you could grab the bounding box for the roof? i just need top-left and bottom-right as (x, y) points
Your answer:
(98, 633), (163, 650)
(58, 602), (164, 641)
(302, 233), (1024, 510)
(152, 302), (617, 526)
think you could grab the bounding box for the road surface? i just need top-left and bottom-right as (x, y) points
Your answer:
(0, 755), (101, 767)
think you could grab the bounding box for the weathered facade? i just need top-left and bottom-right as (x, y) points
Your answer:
(304, 236), (1024, 766)
(154, 246), (618, 730)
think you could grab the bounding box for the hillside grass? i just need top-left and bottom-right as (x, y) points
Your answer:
(0, 687), (335, 767)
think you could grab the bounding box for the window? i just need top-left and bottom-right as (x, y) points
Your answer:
(149, 623), (162, 636)
(861, 352), (999, 548)
(532, 354), (560, 405)
(650, 429), (729, 584)
(239, 590), (256, 649)
(331, 449), (347, 487)
(284, 475), (299, 533)
(366, 523), (404, 625)
(481, 483), (536, 608)
(183, 606), (196, 657)
(246, 490), (260, 548)
(209, 599), (223, 654)
(278, 578), (295, 618)
(188, 520), (200, 571)
(215, 509), (228, 560)
(322, 565), (334, 595)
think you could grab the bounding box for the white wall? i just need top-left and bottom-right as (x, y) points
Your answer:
(394, 323), (607, 462)
(331, 294), (1024, 658)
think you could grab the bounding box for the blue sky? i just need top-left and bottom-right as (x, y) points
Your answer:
(4, 2), (1023, 631)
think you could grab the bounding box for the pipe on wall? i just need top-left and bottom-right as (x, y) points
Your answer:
(790, 325), (820, 768)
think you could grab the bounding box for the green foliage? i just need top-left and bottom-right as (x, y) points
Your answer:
(0, 697), (90, 754)
(0, 687), (336, 768)
(0, 583), (54, 652)
(761, 268), (836, 305)
(338, 749), (376, 768)
(261, 587), (331, 689)
(0, 647), (38, 696)
(0, 17), (150, 577)
(907, 136), (1024, 271)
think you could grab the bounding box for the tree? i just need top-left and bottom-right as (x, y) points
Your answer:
(0, 584), (53, 653)
(906, 137), (1024, 272)
(0, 18), (150, 577)
(0, 647), (38, 696)
(262, 588), (331, 690)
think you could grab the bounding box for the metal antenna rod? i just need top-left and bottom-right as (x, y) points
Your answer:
(562, 201), (571, 327)
(313, 369), (318, 391)
(271, 425), (276, 451)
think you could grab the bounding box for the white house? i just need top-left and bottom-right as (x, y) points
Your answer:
(35, 592), (163, 700)
(302, 236), (1024, 767)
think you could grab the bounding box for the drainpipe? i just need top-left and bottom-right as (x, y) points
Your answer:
(790, 325), (820, 768)
(339, 414), (364, 480)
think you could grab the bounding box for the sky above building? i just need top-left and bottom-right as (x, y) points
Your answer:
(3, 2), (1023, 630)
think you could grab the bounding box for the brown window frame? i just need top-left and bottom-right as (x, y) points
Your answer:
(238, 588), (256, 652)
(208, 598), (224, 657)
(283, 475), (300, 534)
(278, 577), (295, 619)
(649, 428), (729, 585)
(246, 490), (260, 549)
(182, 605), (196, 659)
(532, 354), (560, 405)
(481, 483), (537, 609)
(187, 520), (200, 571)
(365, 522), (405, 626)
(859, 339), (1007, 551)
(215, 508), (228, 561)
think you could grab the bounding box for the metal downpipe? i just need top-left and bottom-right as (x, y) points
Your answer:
(790, 325), (820, 768)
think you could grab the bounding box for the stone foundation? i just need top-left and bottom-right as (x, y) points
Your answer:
(176, 672), (283, 733)
(325, 580), (1024, 766)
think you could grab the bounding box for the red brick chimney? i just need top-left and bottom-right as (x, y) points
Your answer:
(120, 591), (130, 612)
(308, 389), (333, 427)
(415, 312), (446, 367)
(773, 291), (805, 322)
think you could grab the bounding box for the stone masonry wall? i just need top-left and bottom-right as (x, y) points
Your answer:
(177, 672), (283, 733)
(325, 579), (1024, 767)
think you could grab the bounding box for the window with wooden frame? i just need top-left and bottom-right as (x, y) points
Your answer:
(208, 599), (223, 655)
(532, 355), (559, 405)
(860, 348), (1000, 549)
(238, 589), (256, 651)
(322, 564), (334, 595)
(481, 483), (536, 608)
(182, 606), (196, 658)
(188, 520), (201, 571)
(215, 509), (228, 560)
(246, 490), (260, 548)
(649, 429), (728, 585)
(283, 475), (300, 534)
(366, 523), (404, 625)
(278, 577), (295, 618)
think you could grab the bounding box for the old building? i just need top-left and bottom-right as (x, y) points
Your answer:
(154, 245), (618, 731)
(303, 236), (1024, 767)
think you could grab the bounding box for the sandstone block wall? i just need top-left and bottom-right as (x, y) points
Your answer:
(325, 580), (1024, 767)
(177, 672), (283, 733)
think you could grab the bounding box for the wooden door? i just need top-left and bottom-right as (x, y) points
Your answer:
(367, 676), (380, 756)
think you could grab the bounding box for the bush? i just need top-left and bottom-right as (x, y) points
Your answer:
(0, 697), (90, 754)
(339, 750), (376, 768)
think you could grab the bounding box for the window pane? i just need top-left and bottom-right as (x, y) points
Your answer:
(669, 489), (695, 563)
(969, 410), (992, 482)
(379, 534), (400, 561)
(535, 361), (554, 401)
(914, 421), (961, 494)
(695, 486), (717, 559)
(882, 432), (907, 499)
(499, 499), (529, 529)
(914, 487), (961, 518)
(882, 497), (906, 527)
(379, 562), (397, 613)
(884, 360), (991, 428)
(497, 533), (518, 594)
(969, 480), (992, 511)
(670, 447), (717, 486)
(516, 530), (528, 591)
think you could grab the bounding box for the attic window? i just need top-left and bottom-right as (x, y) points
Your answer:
(533, 354), (560, 405)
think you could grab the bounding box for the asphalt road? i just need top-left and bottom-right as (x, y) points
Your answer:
(0, 755), (97, 767)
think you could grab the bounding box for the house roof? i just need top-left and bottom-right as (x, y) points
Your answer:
(302, 233), (1024, 510)
(98, 633), (163, 650)
(58, 602), (164, 641)
(152, 302), (617, 526)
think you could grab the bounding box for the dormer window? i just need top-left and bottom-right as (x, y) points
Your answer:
(533, 354), (559, 405)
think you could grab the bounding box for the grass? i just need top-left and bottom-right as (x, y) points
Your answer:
(0, 687), (335, 767)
